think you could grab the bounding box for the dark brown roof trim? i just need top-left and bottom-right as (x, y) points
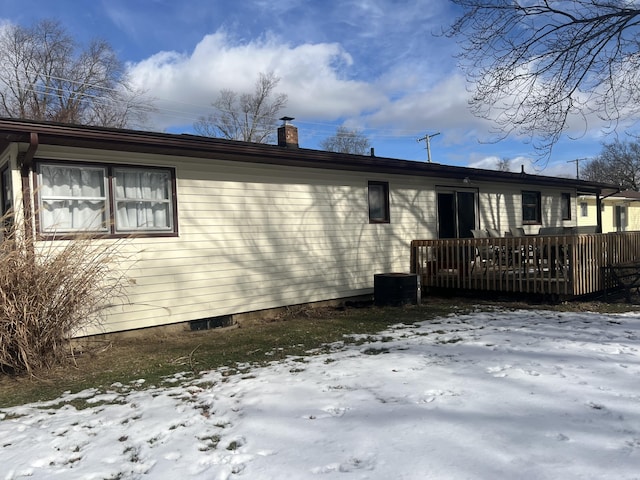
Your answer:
(0, 117), (618, 195)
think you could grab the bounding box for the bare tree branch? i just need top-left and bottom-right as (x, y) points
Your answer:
(320, 126), (371, 155)
(0, 19), (154, 128)
(496, 157), (512, 172)
(194, 72), (288, 143)
(447, 0), (640, 160)
(581, 139), (640, 189)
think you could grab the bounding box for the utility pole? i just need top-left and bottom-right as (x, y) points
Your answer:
(417, 132), (440, 163)
(566, 157), (588, 180)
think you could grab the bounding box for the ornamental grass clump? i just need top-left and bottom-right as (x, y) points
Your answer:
(0, 215), (129, 376)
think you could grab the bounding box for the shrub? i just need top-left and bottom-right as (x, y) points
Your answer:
(0, 214), (129, 376)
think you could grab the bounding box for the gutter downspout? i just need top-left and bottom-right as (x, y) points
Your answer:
(18, 132), (38, 245)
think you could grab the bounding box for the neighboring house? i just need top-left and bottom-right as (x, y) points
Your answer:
(577, 190), (640, 233)
(0, 118), (617, 335)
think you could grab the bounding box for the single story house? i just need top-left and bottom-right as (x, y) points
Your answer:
(0, 117), (618, 335)
(578, 190), (640, 233)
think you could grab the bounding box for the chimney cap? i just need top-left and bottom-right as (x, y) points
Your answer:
(280, 116), (295, 124)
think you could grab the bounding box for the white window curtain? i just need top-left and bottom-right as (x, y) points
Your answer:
(39, 165), (107, 232)
(114, 169), (172, 231)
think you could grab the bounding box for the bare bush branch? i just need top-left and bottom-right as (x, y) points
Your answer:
(0, 212), (131, 376)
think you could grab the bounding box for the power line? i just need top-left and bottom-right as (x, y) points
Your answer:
(2, 69), (440, 145)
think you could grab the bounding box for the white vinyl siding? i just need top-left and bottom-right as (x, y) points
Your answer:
(89, 159), (435, 334)
(30, 145), (577, 335)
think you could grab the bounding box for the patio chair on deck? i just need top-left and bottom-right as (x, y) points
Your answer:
(538, 226), (566, 236)
(538, 227), (569, 275)
(510, 227), (526, 237)
(471, 229), (488, 238)
(575, 225), (599, 234)
(471, 229), (494, 274)
(504, 227), (533, 274)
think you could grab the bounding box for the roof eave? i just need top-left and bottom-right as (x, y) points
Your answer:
(0, 118), (619, 193)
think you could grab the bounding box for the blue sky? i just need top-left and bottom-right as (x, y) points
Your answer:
(1, 0), (634, 178)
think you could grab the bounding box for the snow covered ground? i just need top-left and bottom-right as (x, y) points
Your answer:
(2, 308), (640, 479)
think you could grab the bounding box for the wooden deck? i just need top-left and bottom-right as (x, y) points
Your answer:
(410, 232), (640, 299)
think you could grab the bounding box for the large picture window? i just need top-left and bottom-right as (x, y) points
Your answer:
(522, 190), (542, 225)
(37, 162), (176, 236)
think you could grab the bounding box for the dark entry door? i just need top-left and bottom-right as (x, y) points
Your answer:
(437, 191), (476, 238)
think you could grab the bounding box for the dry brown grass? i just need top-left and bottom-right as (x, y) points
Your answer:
(0, 215), (129, 376)
(0, 292), (638, 407)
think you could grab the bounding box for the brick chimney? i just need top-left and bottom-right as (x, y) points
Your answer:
(277, 116), (298, 148)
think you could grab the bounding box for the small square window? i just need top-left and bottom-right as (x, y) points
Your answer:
(368, 181), (390, 223)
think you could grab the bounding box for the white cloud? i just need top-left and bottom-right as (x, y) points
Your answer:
(466, 155), (527, 172)
(124, 13), (591, 160)
(364, 73), (496, 144)
(126, 30), (386, 130)
(465, 153), (578, 179)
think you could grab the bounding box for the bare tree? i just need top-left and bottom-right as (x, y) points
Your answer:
(581, 139), (640, 190)
(0, 19), (152, 127)
(496, 157), (511, 172)
(194, 72), (288, 143)
(320, 126), (371, 155)
(447, 1), (640, 158)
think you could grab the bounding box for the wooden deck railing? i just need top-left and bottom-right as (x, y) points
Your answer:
(410, 232), (640, 298)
